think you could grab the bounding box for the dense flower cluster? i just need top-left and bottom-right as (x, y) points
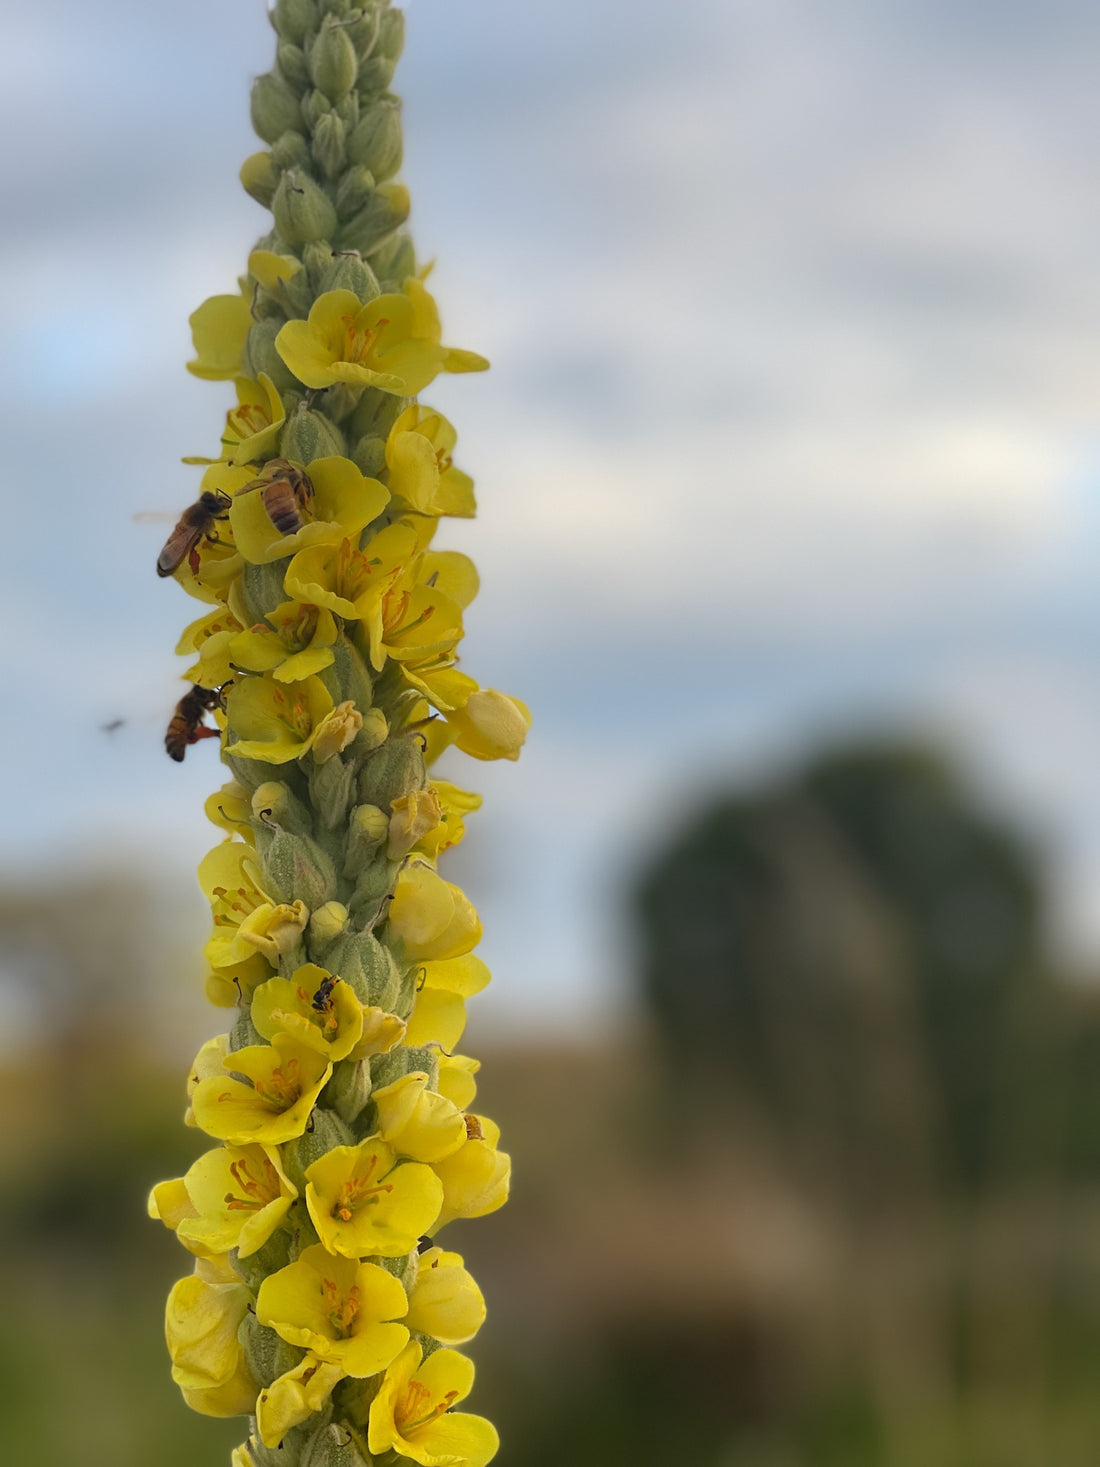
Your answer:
(148, 4), (526, 1464)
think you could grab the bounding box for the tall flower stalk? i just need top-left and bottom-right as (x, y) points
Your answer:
(148, 5), (527, 1464)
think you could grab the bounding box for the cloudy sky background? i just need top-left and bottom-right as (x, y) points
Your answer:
(5, 0), (1100, 1043)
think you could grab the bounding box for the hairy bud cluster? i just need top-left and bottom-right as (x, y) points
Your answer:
(149, 5), (527, 1464)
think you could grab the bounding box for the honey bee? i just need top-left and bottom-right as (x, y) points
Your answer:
(246, 459), (314, 537)
(156, 490), (232, 578)
(311, 974), (340, 1013)
(165, 684), (224, 762)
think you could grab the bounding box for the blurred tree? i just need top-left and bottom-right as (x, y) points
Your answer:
(635, 743), (1043, 1191)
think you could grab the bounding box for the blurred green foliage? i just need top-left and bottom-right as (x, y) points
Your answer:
(5, 743), (1100, 1466)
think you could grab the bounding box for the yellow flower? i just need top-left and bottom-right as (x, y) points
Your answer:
(349, 1005), (408, 1061)
(430, 1117), (510, 1233)
(166, 1255), (258, 1418)
(284, 523), (419, 667)
(184, 374), (286, 467)
(228, 455), (390, 565)
(368, 1341), (498, 1467)
(386, 404), (476, 518)
(388, 860), (482, 962)
(198, 842), (280, 970)
(372, 1073), (468, 1163)
(446, 689), (531, 762)
(248, 247), (302, 294)
(190, 1036), (332, 1145)
(154, 1143), (297, 1258)
(187, 286), (253, 380)
(204, 781), (254, 840)
(388, 787), (443, 860)
(257, 1244), (409, 1378)
(224, 674), (334, 763)
(312, 700), (363, 762)
(251, 967), (364, 1062)
(176, 605), (243, 688)
(405, 955), (491, 1051)
(275, 280), (488, 395)
(185, 1034), (230, 1126)
(435, 1054), (481, 1112)
(305, 1135), (443, 1257)
(227, 600), (338, 683)
(256, 1354), (346, 1449)
(405, 1248), (486, 1345)
(413, 781), (482, 860)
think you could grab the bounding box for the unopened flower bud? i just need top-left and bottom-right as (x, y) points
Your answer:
(319, 250), (380, 303)
(277, 40), (310, 89)
(263, 830), (338, 908)
(345, 803), (389, 872)
(240, 151), (279, 207)
(351, 432), (386, 477)
(252, 72), (306, 144)
(273, 169), (338, 246)
(243, 319), (299, 393)
(281, 1107), (354, 1191)
(309, 900), (349, 946)
(376, 8), (405, 61)
(347, 99), (402, 179)
(356, 705), (389, 752)
(312, 700), (362, 763)
(301, 87), (333, 131)
(335, 164), (376, 220)
(272, 0), (316, 45)
(280, 402), (347, 463)
(271, 129), (312, 172)
(251, 780), (313, 836)
(334, 182), (410, 255)
(238, 1311), (301, 1391)
(309, 16), (359, 102)
(448, 689), (531, 762)
(239, 899), (310, 960)
(357, 54), (396, 95)
(388, 787), (442, 860)
(311, 109), (348, 180)
(364, 230), (416, 290)
(300, 1421), (373, 1467)
(358, 733), (425, 810)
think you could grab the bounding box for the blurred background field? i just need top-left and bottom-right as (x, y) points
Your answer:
(7, 0), (1100, 1463)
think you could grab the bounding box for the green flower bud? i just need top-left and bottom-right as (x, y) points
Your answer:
(238, 1310), (303, 1388)
(252, 780), (314, 837)
(359, 734), (426, 810)
(334, 182), (409, 254)
(281, 403), (348, 463)
(345, 5), (381, 60)
(252, 72), (307, 144)
(281, 1107), (354, 1191)
(376, 8), (405, 61)
(301, 87), (333, 132)
(229, 1008), (263, 1053)
(302, 239), (337, 290)
(309, 753), (357, 830)
(263, 829), (339, 908)
(349, 385), (408, 441)
(350, 433), (386, 477)
(356, 55), (396, 96)
(312, 109), (348, 180)
(239, 559), (292, 625)
(241, 150), (279, 207)
(355, 706), (389, 753)
(273, 0), (317, 45)
(325, 928), (402, 1009)
(347, 851), (399, 923)
(273, 169), (338, 246)
(327, 1056), (372, 1125)
(346, 99), (402, 180)
(310, 16), (359, 102)
(309, 900), (349, 948)
(301, 1421), (374, 1467)
(364, 229), (415, 289)
(344, 804), (389, 873)
(319, 249), (380, 302)
(370, 1039), (436, 1093)
(271, 129), (313, 173)
(335, 164), (376, 220)
(335, 91), (360, 131)
(243, 319), (299, 393)
(277, 40), (311, 89)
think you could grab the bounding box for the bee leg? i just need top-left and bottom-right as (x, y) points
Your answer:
(188, 545), (202, 576)
(188, 726), (221, 746)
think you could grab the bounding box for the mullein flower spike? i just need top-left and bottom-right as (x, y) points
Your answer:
(149, 5), (528, 1462)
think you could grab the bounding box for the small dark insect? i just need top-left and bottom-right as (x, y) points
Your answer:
(246, 458), (314, 537)
(156, 489), (232, 577)
(464, 1115), (484, 1141)
(311, 974), (340, 1013)
(165, 684), (223, 762)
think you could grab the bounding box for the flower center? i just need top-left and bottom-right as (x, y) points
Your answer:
(224, 1156), (278, 1212)
(322, 1278), (360, 1337)
(341, 315), (389, 366)
(397, 1381), (459, 1433)
(253, 1057), (301, 1111)
(332, 1154), (395, 1222)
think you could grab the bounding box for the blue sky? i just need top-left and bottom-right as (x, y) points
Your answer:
(5, 0), (1100, 1048)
